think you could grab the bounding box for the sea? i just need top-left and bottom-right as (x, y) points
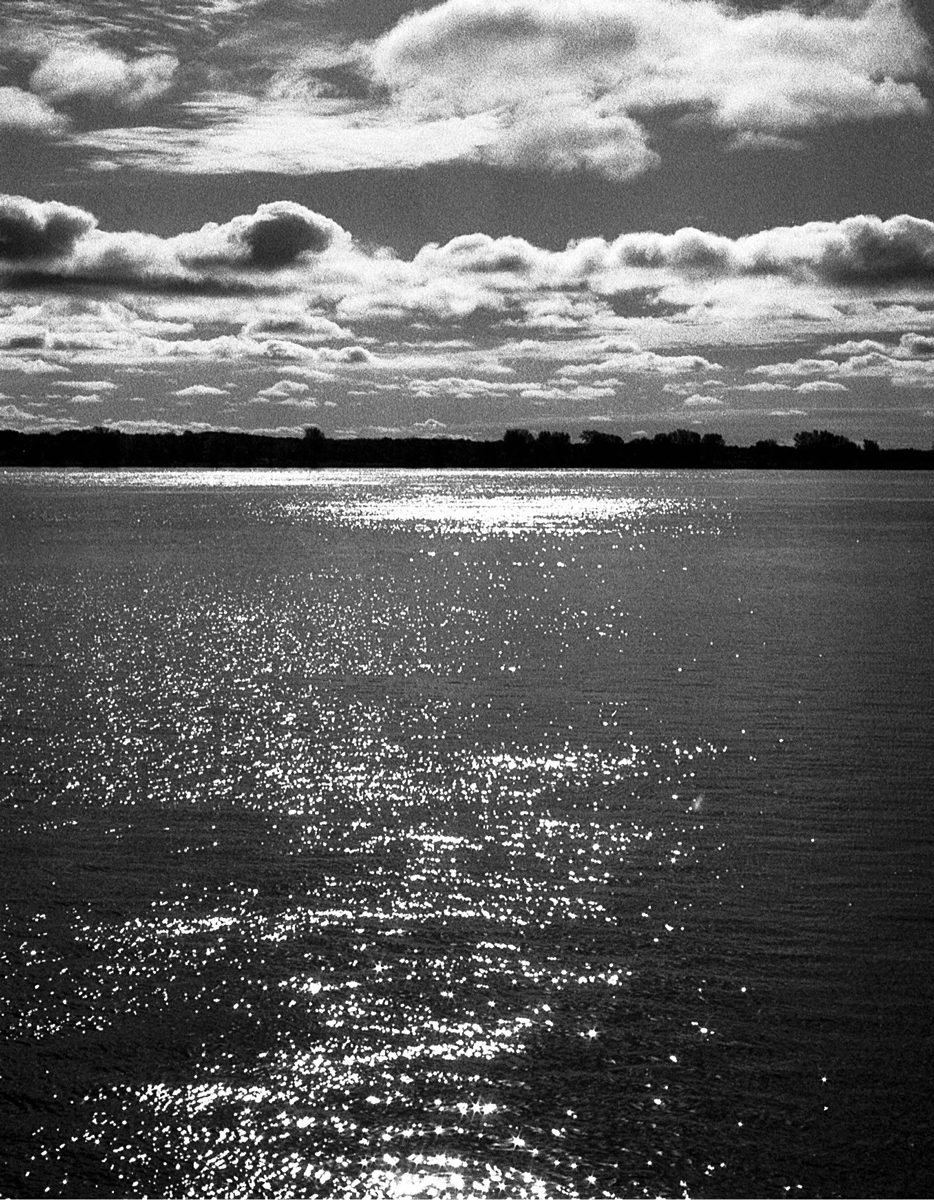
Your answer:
(0, 468), (932, 1200)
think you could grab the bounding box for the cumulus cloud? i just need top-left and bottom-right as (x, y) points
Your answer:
(324, 345), (374, 364)
(683, 394), (724, 408)
(0, 195), (97, 261)
(839, 351), (934, 386)
(68, 204), (346, 287)
(173, 203), (347, 269)
(567, 215), (934, 287)
(0, 355), (65, 374)
(823, 332), (934, 358)
(747, 340), (934, 389)
(331, 217), (934, 334)
(8, 194), (934, 333)
(407, 374), (512, 399)
(103, 419), (219, 434)
(0, 196), (348, 290)
(821, 337), (890, 356)
(59, 379), (118, 392)
(2, 332), (47, 350)
(173, 385), (231, 397)
(6, 190), (934, 432)
(0, 402), (40, 421)
(257, 379), (311, 399)
(783, 215), (934, 284)
(482, 97), (657, 181)
(796, 380), (849, 394)
(241, 310), (351, 342)
(560, 350), (723, 378)
(730, 381), (791, 393)
(749, 359), (839, 379)
(29, 45), (178, 110)
(370, 0), (929, 179)
(0, 87), (68, 134)
(33, 0), (926, 180)
(264, 396), (319, 409)
(901, 333), (934, 356)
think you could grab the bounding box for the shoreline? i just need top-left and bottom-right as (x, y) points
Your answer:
(2, 426), (933, 471)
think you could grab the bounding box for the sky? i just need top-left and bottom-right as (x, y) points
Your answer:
(2, 0), (934, 445)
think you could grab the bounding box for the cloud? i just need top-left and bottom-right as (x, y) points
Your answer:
(0, 402), (40, 421)
(173, 202), (347, 269)
(241, 310), (351, 342)
(71, 99), (498, 176)
(257, 379), (311, 399)
(68, 203), (346, 288)
(6, 190), (934, 430)
(173, 384), (231, 397)
(747, 342), (934, 389)
(749, 359), (839, 379)
(573, 215), (934, 287)
(839, 351), (934, 386)
(730, 381), (791, 393)
(786, 215), (934, 284)
(0, 87), (68, 134)
(0, 355), (65, 374)
(31, 0), (926, 181)
(482, 96), (658, 181)
(821, 338), (890, 356)
(331, 217), (934, 334)
(683, 394), (724, 408)
(560, 350), (723, 378)
(323, 345), (374, 364)
(59, 379), (118, 392)
(8, 195), (934, 341)
(2, 332), (47, 350)
(823, 332), (934, 358)
(3, 296), (195, 353)
(0, 195), (97, 261)
(264, 396), (319, 409)
(103, 419), (219, 434)
(29, 45), (178, 110)
(901, 333), (934, 356)
(728, 131), (803, 153)
(369, 0), (929, 179)
(0, 195), (348, 290)
(795, 380), (849, 394)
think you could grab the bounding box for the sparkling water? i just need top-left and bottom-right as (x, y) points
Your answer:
(1, 469), (932, 1198)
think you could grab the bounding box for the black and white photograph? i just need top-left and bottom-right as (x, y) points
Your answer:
(1, 1), (933, 1197)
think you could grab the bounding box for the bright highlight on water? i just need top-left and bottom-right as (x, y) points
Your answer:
(1, 469), (932, 1198)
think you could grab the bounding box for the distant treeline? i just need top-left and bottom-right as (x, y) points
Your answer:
(1, 425), (933, 469)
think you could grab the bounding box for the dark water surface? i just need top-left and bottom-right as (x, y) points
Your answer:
(0, 469), (932, 1199)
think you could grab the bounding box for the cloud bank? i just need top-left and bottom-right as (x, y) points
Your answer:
(0, 195), (98, 261)
(0, 35), (178, 139)
(370, 0), (930, 178)
(2, 192), (934, 442)
(0, 196), (347, 287)
(29, 45), (178, 110)
(6, 196), (934, 333)
(27, 0), (929, 178)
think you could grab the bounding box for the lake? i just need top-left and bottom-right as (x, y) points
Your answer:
(0, 468), (932, 1198)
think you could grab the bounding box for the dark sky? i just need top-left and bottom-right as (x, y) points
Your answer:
(2, 0), (934, 444)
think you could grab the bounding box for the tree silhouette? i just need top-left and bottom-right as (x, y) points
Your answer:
(302, 426), (326, 466)
(0, 425), (931, 469)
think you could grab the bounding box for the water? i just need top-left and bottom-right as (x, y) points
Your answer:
(0, 468), (932, 1199)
